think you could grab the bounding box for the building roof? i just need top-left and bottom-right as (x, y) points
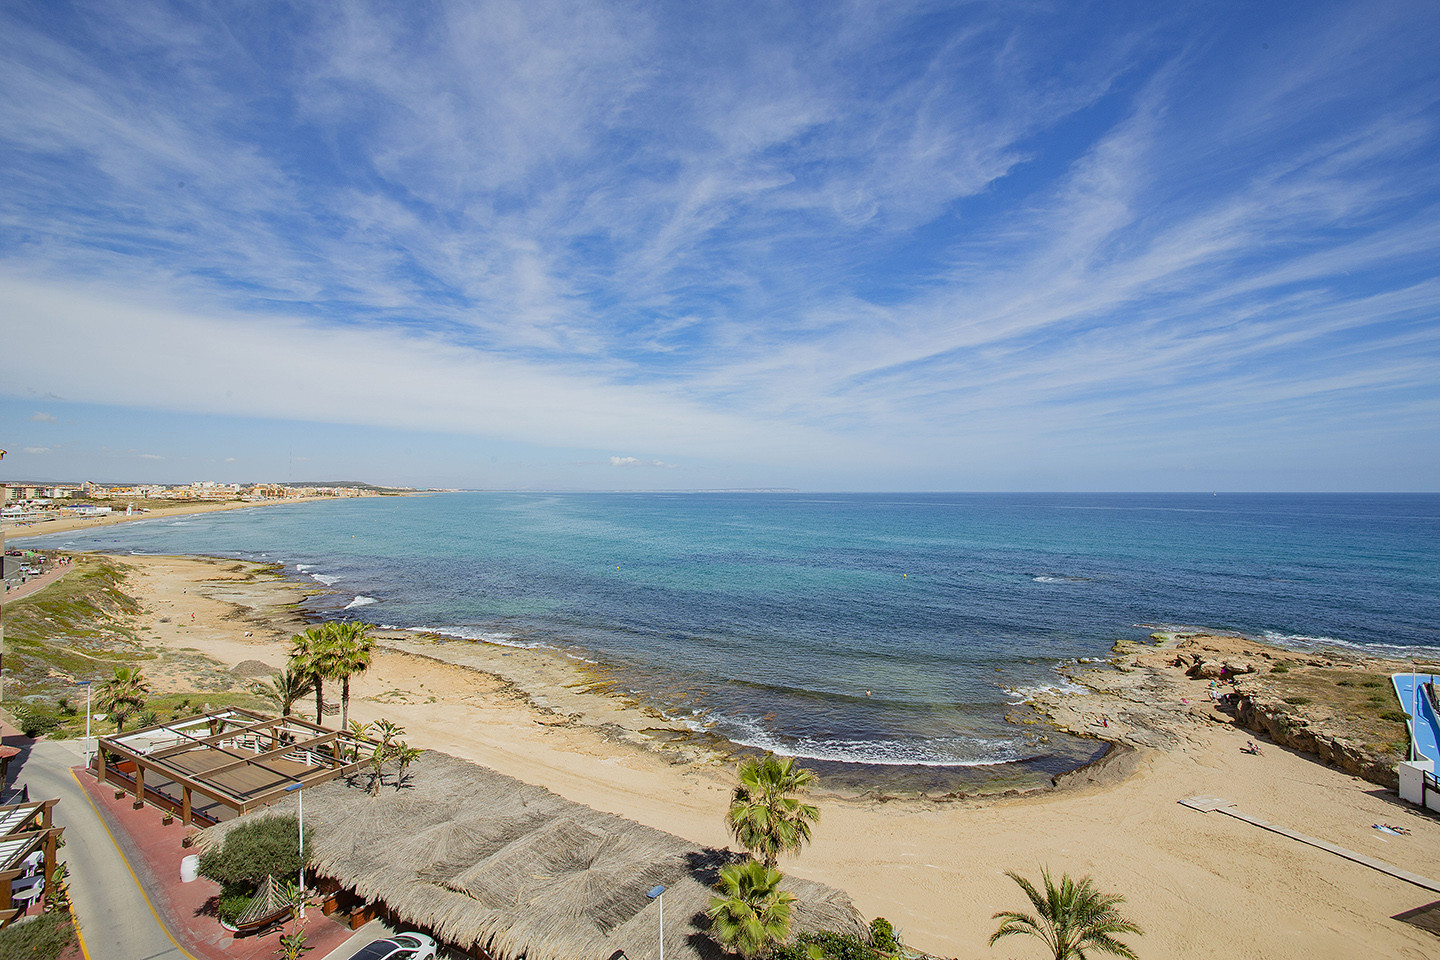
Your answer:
(101, 709), (376, 816)
(205, 750), (866, 960)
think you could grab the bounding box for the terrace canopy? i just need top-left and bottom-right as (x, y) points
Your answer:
(205, 750), (868, 960)
(0, 798), (63, 927)
(97, 708), (374, 825)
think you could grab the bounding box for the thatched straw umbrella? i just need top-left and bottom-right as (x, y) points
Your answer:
(206, 751), (865, 960)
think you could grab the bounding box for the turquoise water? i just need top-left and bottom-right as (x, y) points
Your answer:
(22, 493), (1440, 770)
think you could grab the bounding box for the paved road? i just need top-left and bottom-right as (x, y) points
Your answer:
(16, 739), (190, 960)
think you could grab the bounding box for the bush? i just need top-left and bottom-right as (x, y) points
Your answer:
(771, 932), (882, 960)
(11, 705), (62, 739)
(1380, 710), (1409, 723)
(217, 883), (255, 926)
(869, 917), (899, 955)
(1269, 662), (1289, 674)
(198, 816), (306, 887)
(0, 911), (76, 960)
(1283, 696), (1311, 706)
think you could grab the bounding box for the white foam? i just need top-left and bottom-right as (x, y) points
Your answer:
(295, 563), (314, 572)
(1007, 678), (1091, 703)
(311, 573), (340, 586)
(1260, 630), (1440, 660)
(344, 595), (378, 610)
(712, 714), (1027, 767)
(408, 625), (551, 651)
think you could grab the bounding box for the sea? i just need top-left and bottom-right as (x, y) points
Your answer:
(18, 492), (1440, 784)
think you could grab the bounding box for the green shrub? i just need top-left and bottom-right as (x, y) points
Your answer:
(0, 911), (76, 960)
(10, 705), (62, 739)
(1283, 696), (1311, 706)
(1379, 710), (1409, 723)
(1269, 662), (1289, 674)
(1360, 679), (1382, 688)
(1334, 679), (1352, 687)
(869, 917), (899, 955)
(217, 884), (254, 926)
(198, 816), (306, 887)
(771, 932), (881, 960)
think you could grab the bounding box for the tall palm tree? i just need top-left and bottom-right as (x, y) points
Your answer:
(326, 621), (375, 730)
(706, 859), (796, 959)
(97, 666), (151, 734)
(251, 666), (315, 717)
(989, 868), (1142, 960)
(287, 626), (334, 725)
(725, 754), (821, 869)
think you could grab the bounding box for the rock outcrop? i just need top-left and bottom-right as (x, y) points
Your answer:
(1233, 692), (1398, 789)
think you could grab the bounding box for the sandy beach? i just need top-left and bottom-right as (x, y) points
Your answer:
(1, 494), (366, 539)
(47, 554), (1440, 958)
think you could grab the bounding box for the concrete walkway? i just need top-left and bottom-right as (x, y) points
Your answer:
(1, 562), (70, 605)
(13, 736), (190, 960)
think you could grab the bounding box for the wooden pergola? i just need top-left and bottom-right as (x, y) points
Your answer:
(96, 708), (376, 825)
(0, 798), (62, 927)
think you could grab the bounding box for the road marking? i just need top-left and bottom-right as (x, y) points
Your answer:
(70, 768), (198, 960)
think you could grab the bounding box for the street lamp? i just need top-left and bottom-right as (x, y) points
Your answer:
(78, 680), (93, 766)
(285, 781), (305, 918)
(647, 884), (665, 960)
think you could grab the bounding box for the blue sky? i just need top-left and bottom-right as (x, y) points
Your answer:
(2, 1), (1438, 491)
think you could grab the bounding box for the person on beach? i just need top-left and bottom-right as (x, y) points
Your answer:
(1243, 740), (1263, 755)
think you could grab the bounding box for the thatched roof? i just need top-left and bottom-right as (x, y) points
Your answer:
(207, 751), (865, 960)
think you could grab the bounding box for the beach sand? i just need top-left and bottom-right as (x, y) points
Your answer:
(67, 554), (1440, 958)
(1, 494), (361, 539)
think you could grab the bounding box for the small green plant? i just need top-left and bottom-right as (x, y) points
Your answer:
(1379, 709), (1409, 723)
(869, 917), (899, 955)
(1283, 696), (1311, 706)
(1360, 678), (1382, 688)
(1269, 662), (1290, 674)
(1335, 679), (1353, 687)
(42, 863), (70, 914)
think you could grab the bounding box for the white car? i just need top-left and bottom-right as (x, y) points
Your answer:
(349, 932), (439, 960)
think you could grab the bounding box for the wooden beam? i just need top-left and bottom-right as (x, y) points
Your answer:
(201, 732), (345, 778)
(148, 716), (288, 760)
(181, 787), (192, 826)
(246, 760), (367, 807)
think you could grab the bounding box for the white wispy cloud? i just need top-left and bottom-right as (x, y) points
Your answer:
(0, 2), (1436, 488)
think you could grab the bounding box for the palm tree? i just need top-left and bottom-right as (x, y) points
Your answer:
(326, 621), (375, 731)
(989, 868), (1142, 960)
(725, 754), (821, 869)
(252, 666), (315, 717)
(97, 666), (151, 734)
(392, 742), (423, 791)
(287, 626), (334, 725)
(706, 859), (796, 959)
(367, 719), (405, 795)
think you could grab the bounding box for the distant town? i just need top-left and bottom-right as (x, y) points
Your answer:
(1, 480), (416, 522)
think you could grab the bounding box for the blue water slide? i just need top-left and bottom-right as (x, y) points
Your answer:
(1392, 673), (1440, 764)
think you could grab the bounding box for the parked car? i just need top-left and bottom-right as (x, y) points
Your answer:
(349, 932), (439, 960)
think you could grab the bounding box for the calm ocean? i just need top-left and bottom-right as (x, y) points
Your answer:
(21, 493), (1440, 773)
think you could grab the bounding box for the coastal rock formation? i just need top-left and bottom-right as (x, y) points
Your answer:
(1233, 691), (1399, 789)
(1027, 631), (1407, 794)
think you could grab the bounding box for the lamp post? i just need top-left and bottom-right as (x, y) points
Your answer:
(285, 782), (305, 918)
(78, 680), (93, 766)
(647, 884), (665, 960)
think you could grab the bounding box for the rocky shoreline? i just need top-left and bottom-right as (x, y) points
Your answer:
(1022, 628), (1410, 791)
